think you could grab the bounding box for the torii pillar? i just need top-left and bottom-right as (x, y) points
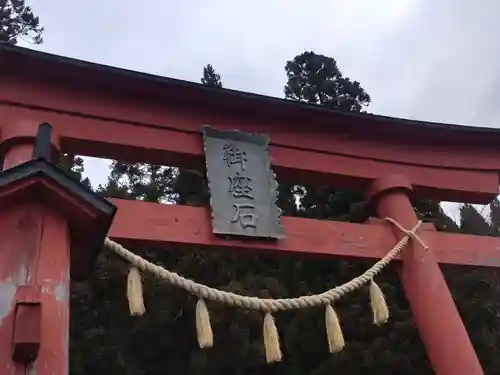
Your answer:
(367, 175), (484, 375)
(0, 122), (116, 375)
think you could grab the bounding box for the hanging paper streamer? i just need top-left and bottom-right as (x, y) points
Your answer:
(127, 267), (146, 316)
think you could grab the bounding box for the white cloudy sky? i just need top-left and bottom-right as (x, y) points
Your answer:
(22, 0), (500, 220)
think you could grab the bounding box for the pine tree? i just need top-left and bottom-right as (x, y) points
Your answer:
(201, 64), (223, 88)
(168, 64), (224, 205)
(169, 64), (224, 205)
(0, 0), (43, 45)
(283, 51), (369, 220)
(100, 162), (175, 202)
(284, 51), (453, 230)
(459, 204), (492, 235)
(489, 198), (500, 235)
(284, 51), (370, 112)
(440, 203), (500, 373)
(58, 153), (91, 188)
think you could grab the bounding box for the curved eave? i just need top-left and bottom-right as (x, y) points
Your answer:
(1, 44), (500, 146)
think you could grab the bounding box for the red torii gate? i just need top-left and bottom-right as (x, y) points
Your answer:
(0, 44), (499, 375)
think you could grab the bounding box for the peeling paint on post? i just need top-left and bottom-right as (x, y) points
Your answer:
(0, 205), (44, 374)
(0, 282), (16, 326)
(33, 210), (70, 375)
(0, 121), (115, 375)
(0, 204), (71, 375)
(54, 282), (67, 303)
(26, 363), (36, 375)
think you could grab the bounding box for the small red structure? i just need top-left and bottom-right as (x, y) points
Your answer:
(0, 45), (499, 375)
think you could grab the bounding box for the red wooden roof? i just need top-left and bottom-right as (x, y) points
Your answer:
(1, 44), (500, 145)
(1, 44), (499, 204)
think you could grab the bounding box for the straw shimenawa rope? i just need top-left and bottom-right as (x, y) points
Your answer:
(104, 217), (427, 362)
(105, 218), (425, 312)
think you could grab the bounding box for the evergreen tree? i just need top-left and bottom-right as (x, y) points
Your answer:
(201, 64), (223, 88)
(413, 199), (459, 232)
(284, 51), (370, 112)
(284, 51), (453, 229)
(0, 0), (43, 45)
(441, 203), (500, 373)
(99, 64), (224, 204)
(282, 51), (369, 219)
(489, 198), (500, 235)
(169, 64), (224, 205)
(459, 204), (492, 235)
(99, 162), (175, 202)
(59, 153), (91, 188)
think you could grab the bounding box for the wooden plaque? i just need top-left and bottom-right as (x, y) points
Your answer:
(202, 125), (285, 239)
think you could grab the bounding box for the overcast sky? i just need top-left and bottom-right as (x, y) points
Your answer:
(23, 0), (500, 220)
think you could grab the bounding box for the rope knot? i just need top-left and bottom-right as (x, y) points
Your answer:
(384, 218), (428, 250)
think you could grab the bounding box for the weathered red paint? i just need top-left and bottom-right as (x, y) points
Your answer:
(1, 93), (500, 203)
(108, 198), (500, 268)
(0, 135), (71, 375)
(0, 102), (114, 375)
(0, 207), (69, 375)
(367, 175), (484, 375)
(1, 45), (500, 375)
(34, 208), (71, 375)
(12, 286), (42, 364)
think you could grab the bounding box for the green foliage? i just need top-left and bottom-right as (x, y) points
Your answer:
(58, 154), (91, 188)
(201, 64), (223, 88)
(460, 204), (492, 235)
(69, 200), (500, 375)
(99, 161), (176, 203)
(96, 64), (224, 206)
(489, 198), (500, 232)
(172, 168), (209, 205)
(442, 201), (500, 372)
(282, 51), (453, 230)
(71, 246), (434, 375)
(284, 51), (370, 112)
(168, 64), (224, 205)
(281, 51), (372, 220)
(413, 199), (460, 232)
(0, 0), (43, 45)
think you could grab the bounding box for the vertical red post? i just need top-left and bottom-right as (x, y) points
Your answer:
(367, 175), (484, 375)
(0, 118), (115, 375)
(0, 123), (70, 375)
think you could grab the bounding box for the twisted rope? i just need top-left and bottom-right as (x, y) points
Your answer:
(104, 218), (425, 313)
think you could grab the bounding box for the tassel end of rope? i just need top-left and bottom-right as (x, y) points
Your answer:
(196, 298), (214, 348)
(263, 312), (282, 363)
(325, 304), (345, 353)
(370, 280), (389, 325)
(127, 266), (146, 316)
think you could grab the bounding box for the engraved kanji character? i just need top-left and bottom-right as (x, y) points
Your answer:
(223, 143), (247, 171)
(228, 172), (254, 199)
(230, 203), (257, 230)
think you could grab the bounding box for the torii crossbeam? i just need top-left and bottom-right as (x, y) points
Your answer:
(1, 44), (499, 375)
